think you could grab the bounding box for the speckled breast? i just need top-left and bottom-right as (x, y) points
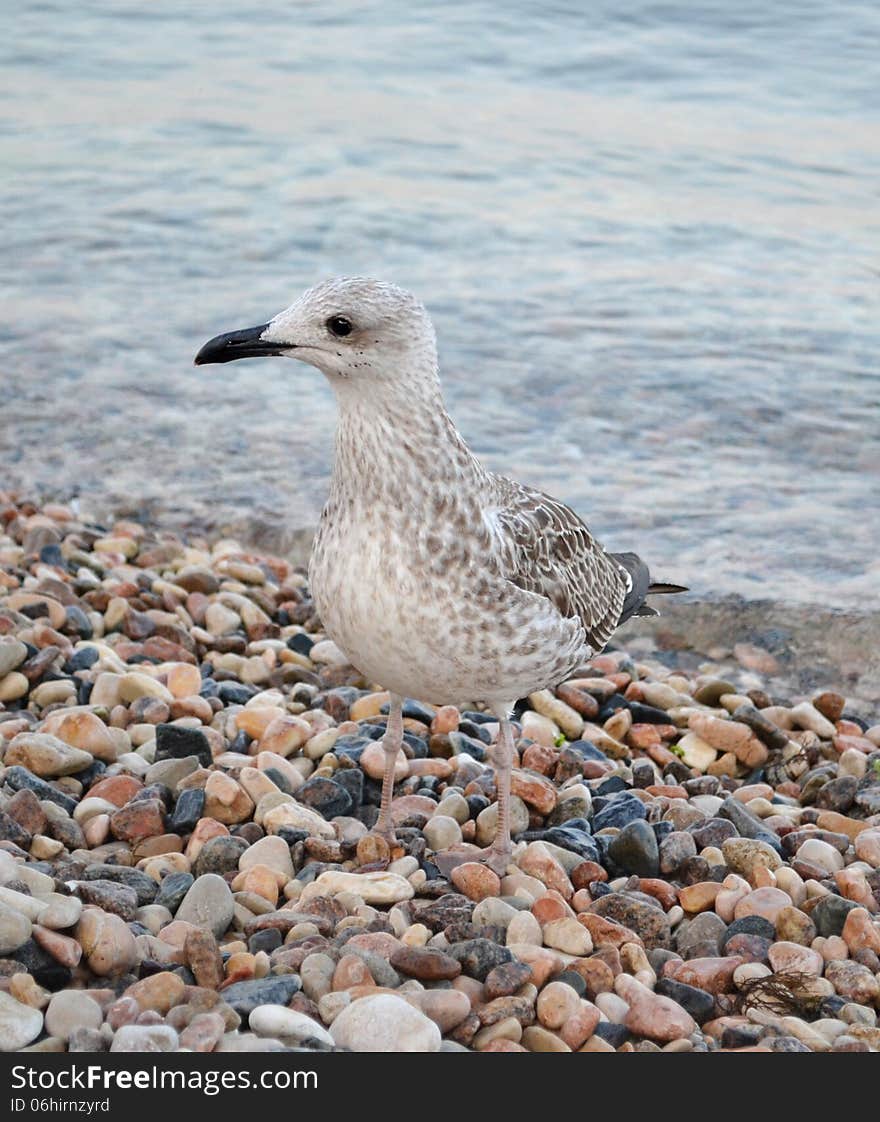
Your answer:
(308, 512), (585, 706)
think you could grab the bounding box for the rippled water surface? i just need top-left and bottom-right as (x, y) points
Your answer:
(2, 1), (879, 610)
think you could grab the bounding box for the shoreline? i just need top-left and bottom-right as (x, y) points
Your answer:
(0, 494), (878, 1054)
(5, 481), (878, 703)
(617, 597), (880, 713)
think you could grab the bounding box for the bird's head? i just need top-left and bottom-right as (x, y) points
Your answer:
(194, 276), (438, 387)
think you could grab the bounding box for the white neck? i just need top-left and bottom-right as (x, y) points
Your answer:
(328, 364), (487, 506)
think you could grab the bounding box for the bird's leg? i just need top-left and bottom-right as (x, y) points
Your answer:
(373, 691), (404, 845)
(479, 709), (516, 876)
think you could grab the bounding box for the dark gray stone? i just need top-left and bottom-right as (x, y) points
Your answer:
(676, 911), (727, 958)
(592, 795), (647, 832)
(4, 766), (78, 813)
(815, 775), (858, 813)
(169, 788), (205, 834)
(0, 811), (31, 848)
(688, 817), (738, 849)
(74, 879), (139, 921)
(719, 914), (775, 950)
(447, 938), (513, 980)
(607, 819), (659, 877)
(155, 871), (194, 913)
(193, 835), (248, 877)
(656, 977), (716, 1024)
(659, 831), (697, 875)
(543, 824), (599, 862)
(812, 894), (860, 937)
(220, 975), (302, 1017)
(295, 777), (353, 819)
(81, 865), (158, 906)
(718, 797), (783, 852)
(154, 723), (212, 768)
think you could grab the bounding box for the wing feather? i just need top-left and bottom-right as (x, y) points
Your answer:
(488, 477), (628, 653)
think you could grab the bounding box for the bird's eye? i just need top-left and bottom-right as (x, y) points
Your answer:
(326, 315), (353, 337)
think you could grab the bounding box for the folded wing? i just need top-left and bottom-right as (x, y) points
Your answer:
(488, 478), (629, 653)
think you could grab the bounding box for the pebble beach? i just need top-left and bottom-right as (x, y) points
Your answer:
(0, 493), (878, 1054)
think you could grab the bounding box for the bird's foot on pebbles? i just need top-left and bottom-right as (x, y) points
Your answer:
(433, 843), (513, 879)
(370, 824), (398, 848)
(472, 844), (513, 877)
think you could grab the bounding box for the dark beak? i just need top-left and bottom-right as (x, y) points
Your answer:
(193, 323), (287, 366)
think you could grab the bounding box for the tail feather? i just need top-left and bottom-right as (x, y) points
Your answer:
(648, 580), (689, 595)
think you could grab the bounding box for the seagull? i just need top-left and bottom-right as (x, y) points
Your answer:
(195, 278), (686, 874)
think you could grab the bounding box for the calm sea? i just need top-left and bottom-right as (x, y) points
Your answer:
(2, 2), (878, 611)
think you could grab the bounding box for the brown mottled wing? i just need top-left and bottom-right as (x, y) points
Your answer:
(490, 478), (628, 652)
